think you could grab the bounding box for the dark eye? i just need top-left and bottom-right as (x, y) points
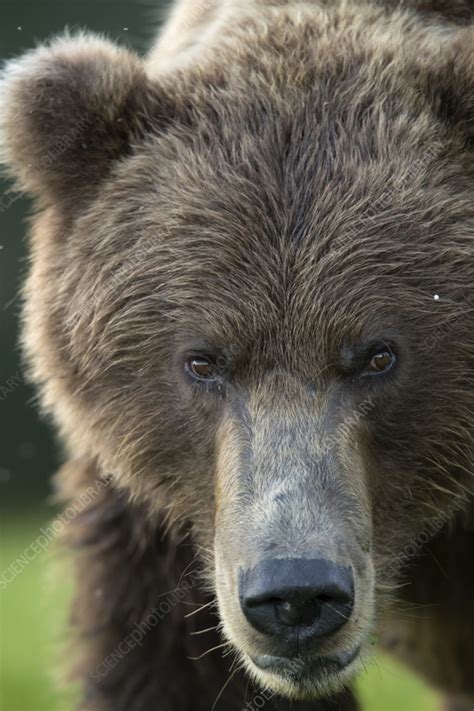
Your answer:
(365, 347), (396, 375)
(186, 356), (217, 381)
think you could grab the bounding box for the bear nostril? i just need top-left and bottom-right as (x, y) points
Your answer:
(276, 600), (302, 627)
(276, 599), (322, 627)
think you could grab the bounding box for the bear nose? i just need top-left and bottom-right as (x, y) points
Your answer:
(239, 558), (354, 642)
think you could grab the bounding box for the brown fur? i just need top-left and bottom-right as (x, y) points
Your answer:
(1, 0), (473, 708)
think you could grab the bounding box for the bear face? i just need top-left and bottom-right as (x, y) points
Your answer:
(1, 2), (473, 701)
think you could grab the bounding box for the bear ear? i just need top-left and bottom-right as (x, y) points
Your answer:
(0, 33), (162, 208)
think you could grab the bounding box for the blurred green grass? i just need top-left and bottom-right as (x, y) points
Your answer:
(0, 516), (440, 711)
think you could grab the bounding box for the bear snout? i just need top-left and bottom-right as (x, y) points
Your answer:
(239, 557), (355, 649)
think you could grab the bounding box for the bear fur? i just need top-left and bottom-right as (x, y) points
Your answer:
(0, 1), (473, 709)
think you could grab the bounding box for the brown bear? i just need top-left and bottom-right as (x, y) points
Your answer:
(1, 0), (473, 709)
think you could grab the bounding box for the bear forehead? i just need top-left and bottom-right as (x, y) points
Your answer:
(86, 97), (458, 307)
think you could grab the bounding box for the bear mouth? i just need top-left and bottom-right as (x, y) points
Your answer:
(250, 643), (362, 687)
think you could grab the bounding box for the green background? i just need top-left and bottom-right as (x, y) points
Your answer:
(0, 1), (440, 709)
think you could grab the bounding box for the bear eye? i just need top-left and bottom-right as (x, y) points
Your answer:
(365, 347), (396, 375)
(185, 356), (217, 381)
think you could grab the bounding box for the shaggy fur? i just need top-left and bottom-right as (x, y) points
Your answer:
(0, 0), (473, 709)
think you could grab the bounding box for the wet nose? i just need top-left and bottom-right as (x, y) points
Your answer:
(239, 558), (354, 642)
